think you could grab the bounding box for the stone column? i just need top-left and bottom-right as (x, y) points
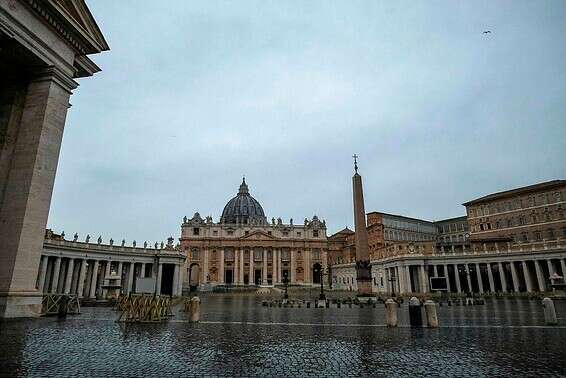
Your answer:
(487, 263), (495, 292)
(272, 250), (278, 284)
(560, 259), (566, 280)
(240, 248), (245, 283)
(290, 250), (296, 283)
(404, 265), (412, 293)
(89, 260), (99, 299)
(522, 261), (533, 292)
(262, 249), (268, 285)
(63, 258), (75, 294)
(127, 263), (135, 294)
(475, 263), (484, 293)
(454, 264), (462, 293)
(547, 259), (555, 276)
(444, 265), (451, 292)
(234, 249), (239, 284)
(420, 265), (428, 293)
(172, 264), (179, 296)
(37, 256), (49, 293)
(304, 249), (310, 284)
(510, 261), (520, 293)
(156, 263), (163, 295)
(117, 262), (124, 293)
(278, 250), (283, 284)
(50, 257), (62, 294)
(433, 265), (438, 277)
(535, 260), (546, 292)
(178, 264), (184, 295)
(140, 263), (146, 278)
(249, 248), (254, 285)
(203, 249), (209, 283)
(102, 261), (111, 297)
(465, 264), (473, 293)
(498, 262), (507, 293)
(77, 260), (88, 298)
(0, 68), (76, 317)
(219, 249), (225, 284)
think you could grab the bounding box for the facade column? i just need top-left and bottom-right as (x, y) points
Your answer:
(63, 258), (75, 294)
(219, 249), (225, 284)
(522, 261), (533, 292)
(498, 262), (507, 293)
(487, 263), (495, 292)
(77, 260), (87, 298)
(127, 263), (135, 294)
(172, 264), (179, 296)
(37, 256), (49, 293)
(396, 266), (404, 294)
(89, 260), (99, 299)
(262, 249), (268, 285)
(510, 261), (520, 292)
(156, 263), (163, 295)
(534, 260), (546, 292)
(178, 264), (184, 296)
(433, 265), (438, 277)
(475, 263), (484, 293)
(239, 248), (245, 283)
(234, 249), (240, 284)
(419, 264), (428, 293)
(278, 250), (283, 284)
(249, 248), (254, 285)
(560, 258), (566, 279)
(140, 263), (146, 278)
(290, 250), (296, 283)
(203, 249), (209, 283)
(547, 259), (555, 276)
(304, 249), (311, 284)
(454, 264), (462, 293)
(443, 265), (451, 292)
(50, 257), (62, 294)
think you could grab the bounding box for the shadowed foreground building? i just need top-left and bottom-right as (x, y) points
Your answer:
(0, 0), (108, 317)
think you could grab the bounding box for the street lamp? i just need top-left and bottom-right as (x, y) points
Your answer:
(315, 264), (326, 300)
(388, 275), (396, 297)
(282, 271), (289, 299)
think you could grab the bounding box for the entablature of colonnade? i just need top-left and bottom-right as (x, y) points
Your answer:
(0, 0), (109, 78)
(43, 239), (186, 264)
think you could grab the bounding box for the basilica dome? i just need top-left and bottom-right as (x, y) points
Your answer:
(220, 178), (267, 225)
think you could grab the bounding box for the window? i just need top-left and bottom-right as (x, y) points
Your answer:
(313, 230), (319, 237)
(254, 250), (262, 261)
(213, 230), (218, 236)
(227, 230), (234, 236)
(193, 228), (200, 236)
(547, 228), (555, 239)
(191, 249), (199, 260)
(535, 231), (542, 241)
(507, 218), (513, 227)
(519, 216), (525, 226)
(283, 231), (289, 236)
(245, 231), (249, 235)
(268, 231), (272, 236)
(522, 233), (528, 242)
(495, 220), (500, 229)
(297, 232), (302, 237)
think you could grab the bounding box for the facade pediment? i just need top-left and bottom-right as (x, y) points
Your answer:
(239, 230), (278, 241)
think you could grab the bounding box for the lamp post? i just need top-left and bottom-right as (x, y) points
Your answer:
(388, 275), (396, 297)
(283, 271), (289, 299)
(315, 264), (327, 300)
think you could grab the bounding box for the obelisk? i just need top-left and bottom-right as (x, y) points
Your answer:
(352, 155), (372, 297)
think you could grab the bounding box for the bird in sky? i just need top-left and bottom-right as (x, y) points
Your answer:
(483, 31), (491, 34)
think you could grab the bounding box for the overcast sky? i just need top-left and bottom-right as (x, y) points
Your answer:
(47, 1), (566, 243)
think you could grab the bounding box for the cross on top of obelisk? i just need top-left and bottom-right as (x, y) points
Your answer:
(352, 154), (359, 173)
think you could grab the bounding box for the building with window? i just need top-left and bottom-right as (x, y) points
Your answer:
(180, 178), (328, 289)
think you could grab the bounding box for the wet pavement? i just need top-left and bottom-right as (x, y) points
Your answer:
(1, 295), (565, 377)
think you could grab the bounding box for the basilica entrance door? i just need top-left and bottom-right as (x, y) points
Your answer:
(225, 270), (233, 284)
(254, 270), (262, 285)
(244, 274), (249, 284)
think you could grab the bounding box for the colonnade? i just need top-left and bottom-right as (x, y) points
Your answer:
(37, 255), (184, 298)
(332, 254), (566, 295)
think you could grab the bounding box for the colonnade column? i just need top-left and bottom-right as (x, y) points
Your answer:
(89, 260), (99, 299)
(405, 265), (412, 293)
(178, 264), (184, 295)
(219, 249), (225, 284)
(140, 263), (146, 278)
(454, 264), (462, 293)
(534, 260), (546, 292)
(233, 249), (239, 284)
(173, 264), (179, 296)
(419, 265), (428, 293)
(63, 258), (75, 294)
(102, 261), (111, 297)
(443, 265), (451, 292)
(475, 263), (484, 293)
(487, 263), (495, 292)
(465, 264), (473, 293)
(560, 259), (566, 279)
(433, 265), (438, 278)
(547, 260), (555, 276)
(156, 263), (163, 294)
(522, 261), (533, 292)
(37, 256), (49, 293)
(77, 260), (88, 298)
(396, 266), (404, 294)
(278, 250), (283, 284)
(498, 262), (507, 293)
(272, 250), (277, 284)
(50, 257), (62, 294)
(510, 261), (520, 292)
(127, 263), (135, 294)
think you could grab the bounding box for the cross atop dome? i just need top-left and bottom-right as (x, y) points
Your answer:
(353, 154), (359, 174)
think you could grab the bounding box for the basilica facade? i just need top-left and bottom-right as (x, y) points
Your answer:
(180, 179), (328, 289)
